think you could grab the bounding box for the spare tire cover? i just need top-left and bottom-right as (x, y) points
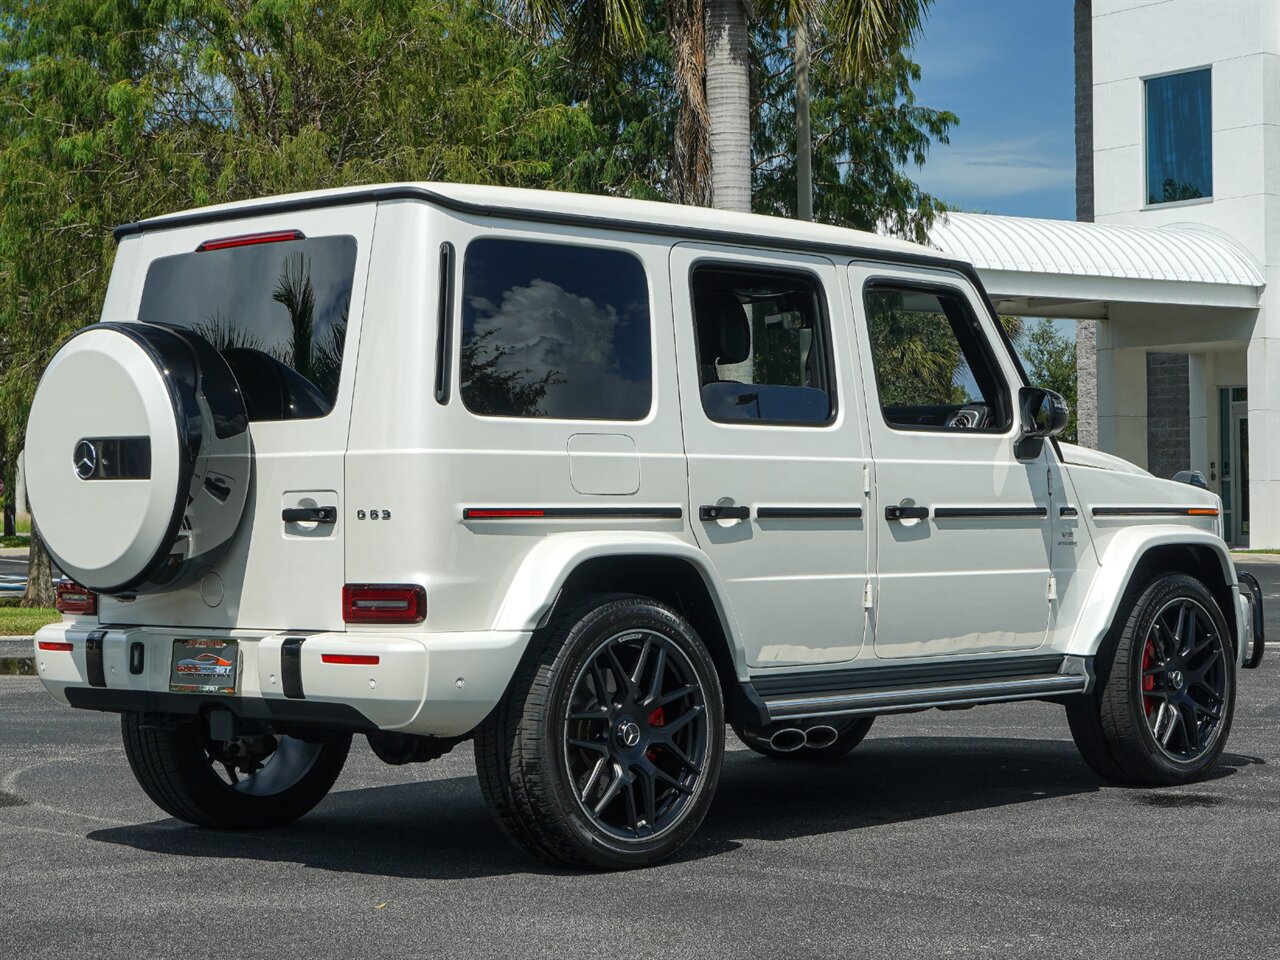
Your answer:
(25, 322), (250, 594)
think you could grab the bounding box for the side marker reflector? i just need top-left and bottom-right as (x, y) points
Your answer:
(321, 654), (380, 666)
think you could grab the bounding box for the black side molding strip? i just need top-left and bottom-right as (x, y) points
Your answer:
(281, 638), (306, 700)
(1060, 506), (1079, 518)
(933, 506), (1048, 519)
(463, 506), (683, 521)
(1091, 506), (1220, 518)
(756, 506), (863, 520)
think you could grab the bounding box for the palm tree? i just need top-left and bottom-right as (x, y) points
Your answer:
(515, 0), (932, 214)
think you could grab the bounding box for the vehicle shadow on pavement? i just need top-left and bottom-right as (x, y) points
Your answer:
(85, 735), (1255, 878)
(697, 735), (1254, 848)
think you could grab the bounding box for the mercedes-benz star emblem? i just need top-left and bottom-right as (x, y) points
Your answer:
(617, 719), (642, 749)
(73, 440), (98, 480)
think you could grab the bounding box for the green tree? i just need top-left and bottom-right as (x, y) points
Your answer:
(0, 0), (627, 603)
(516, 0), (939, 214)
(1018, 318), (1078, 443)
(751, 38), (955, 240)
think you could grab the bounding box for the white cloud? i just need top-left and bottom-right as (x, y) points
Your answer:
(917, 135), (1075, 201)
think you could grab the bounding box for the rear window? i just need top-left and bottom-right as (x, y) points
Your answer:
(460, 238), (652, 420)
(138, 235), (358, 420)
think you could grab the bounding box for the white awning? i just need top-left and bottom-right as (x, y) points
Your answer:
(925, 212), (1264, 314)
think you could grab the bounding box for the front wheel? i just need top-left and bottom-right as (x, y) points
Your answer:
(1067, 573), (1235, 785)
(122, 714), (351, 828)
(475, 594), (725, 870)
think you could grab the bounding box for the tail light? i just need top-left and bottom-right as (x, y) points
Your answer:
(342, 584), (426, 624)
(55, 580), (97, 616)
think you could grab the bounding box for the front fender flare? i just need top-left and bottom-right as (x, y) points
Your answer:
(491, 531), (748, 675)
(1066, 526), (1239, 658)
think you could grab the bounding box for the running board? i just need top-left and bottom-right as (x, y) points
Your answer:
(750, 655), (1093, 722)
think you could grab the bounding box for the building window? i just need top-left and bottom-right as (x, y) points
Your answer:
(1145, 69), (1212, 205)
(460, 238), (652, 420)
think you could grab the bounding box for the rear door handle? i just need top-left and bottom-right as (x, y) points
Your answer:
(699, 504), (750, 521)
(282, 506), (337, 524)
(885, 504), (929, 521)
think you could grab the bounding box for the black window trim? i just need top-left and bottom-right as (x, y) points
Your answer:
(434, 241), (454, 405)
(687, 258), (839, 429)
(859, 276), (1017, 437)
(457, 234), (656, 424)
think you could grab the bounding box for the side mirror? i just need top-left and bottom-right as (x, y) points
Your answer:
(1015, 387), (1070, 459)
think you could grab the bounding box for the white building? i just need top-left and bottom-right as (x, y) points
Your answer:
(928, 0), (1277, 547)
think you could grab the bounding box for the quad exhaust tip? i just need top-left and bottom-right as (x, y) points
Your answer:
(753, 723), (841, 752)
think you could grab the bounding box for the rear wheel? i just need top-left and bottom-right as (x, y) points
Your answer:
(475, 595), (724, 870)
(1067, 573), (1235, 785)
(122, 713), (350, 828)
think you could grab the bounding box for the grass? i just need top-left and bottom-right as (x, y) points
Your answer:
(0, 606), (59, 636)
(0, 535), (29, 548)
(1232, 549), (1280, 555)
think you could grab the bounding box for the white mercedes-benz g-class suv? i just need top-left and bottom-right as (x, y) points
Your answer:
(26, 184), (1265, 869)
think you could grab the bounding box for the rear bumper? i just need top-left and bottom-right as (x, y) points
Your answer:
(33, 622), (531, 737)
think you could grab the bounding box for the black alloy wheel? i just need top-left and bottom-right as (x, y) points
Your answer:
(474, 594), (724, 870)
(1067, 572), (1235, 786)
(1137, 596), (1229, 762)
(562, 627), (709, 841)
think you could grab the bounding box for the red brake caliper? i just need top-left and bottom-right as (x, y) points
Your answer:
(1141, 639), (1156, 716)
(646, 707), (665, 760)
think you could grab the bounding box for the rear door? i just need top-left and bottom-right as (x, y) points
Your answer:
(96, 204), (376, 632)
(670, 243), (871, 668)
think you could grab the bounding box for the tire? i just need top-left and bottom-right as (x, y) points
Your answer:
(732, 716), (875, 760)
(475, 594), (725, 870)
(1067, 573), (1236, 786)
(122, 714), (350, 829)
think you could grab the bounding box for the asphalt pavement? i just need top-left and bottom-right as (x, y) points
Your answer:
(0, 566), (1277, 959)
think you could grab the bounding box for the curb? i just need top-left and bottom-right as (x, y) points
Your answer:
(0, 636), (35, 675)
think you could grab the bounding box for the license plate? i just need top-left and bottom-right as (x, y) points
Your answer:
(170, 639), (239, 695)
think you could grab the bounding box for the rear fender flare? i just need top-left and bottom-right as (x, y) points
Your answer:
(492, 531), (748, 677)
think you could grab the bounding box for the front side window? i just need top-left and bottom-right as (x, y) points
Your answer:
(138, 235), (357, 421)
(690, 266), (834, 425)
(1146, 68), (1212, 205)
(863, 285), (1010, 432)
(460, 239), (652, 420)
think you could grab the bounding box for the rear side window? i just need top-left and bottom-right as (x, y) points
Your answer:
(138, 235), (357, 421)
(460, 238), (652, 420)
(690, 265), (835, 425)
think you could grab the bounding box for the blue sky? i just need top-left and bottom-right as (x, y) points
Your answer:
(910, 0), (1076, 221)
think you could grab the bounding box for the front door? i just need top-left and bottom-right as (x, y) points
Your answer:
(671, 244), (871, 668)
(848, 263), (1055, 659)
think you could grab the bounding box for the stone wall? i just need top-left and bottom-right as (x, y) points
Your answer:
(1073, 0), (1098, 448)
(1146, 352), (1190, 480)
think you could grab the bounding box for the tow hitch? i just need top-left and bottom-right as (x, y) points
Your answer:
(1237, 571), (1265, 668)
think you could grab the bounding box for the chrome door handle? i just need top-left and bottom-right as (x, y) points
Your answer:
(282, 506), (337, 524)
(699, 504), (750, 521)
(885, 504), (929, 521)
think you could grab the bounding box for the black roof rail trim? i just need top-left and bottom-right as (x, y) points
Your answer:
(113, 185), (1032, 386)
